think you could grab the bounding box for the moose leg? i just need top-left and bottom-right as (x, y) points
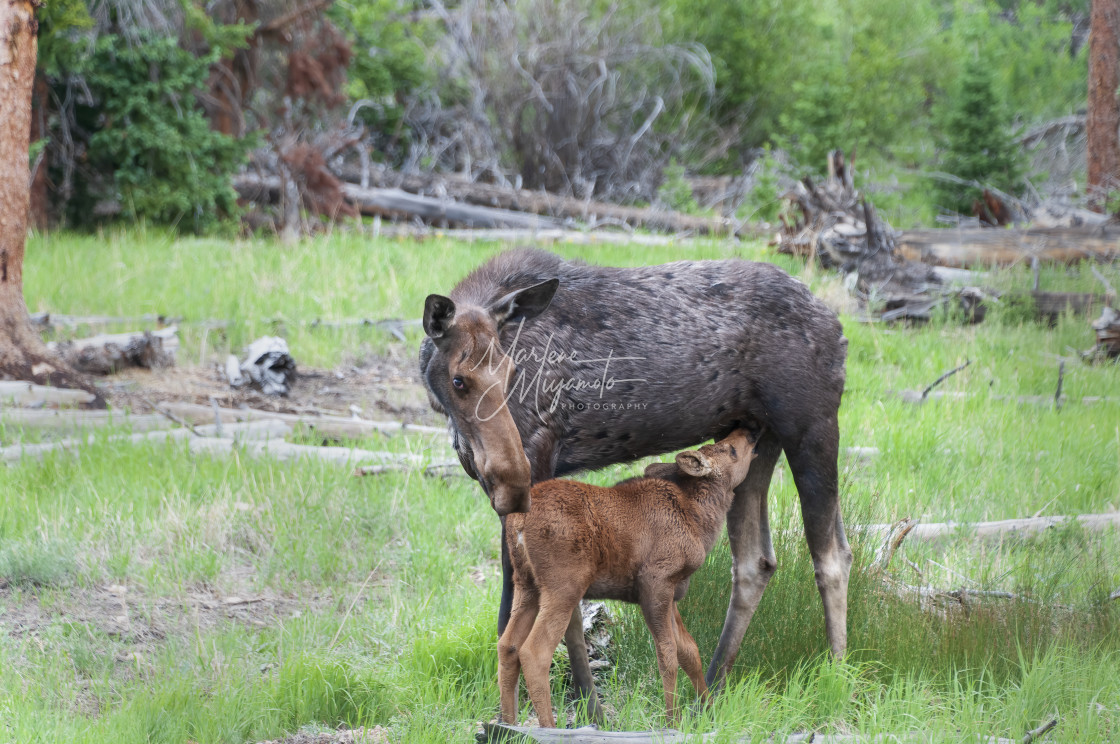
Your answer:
(498, 587), (540, 724)
(498, 520), (515, 634)
(785, 417), (853, 658)
(672, 603), (708, 704)
(563, 605), (605, 724)
(705, 432), (781, 690)
(520, 593), (581, 728)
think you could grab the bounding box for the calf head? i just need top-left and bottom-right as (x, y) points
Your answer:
(422, 278), (559, 516)
(647, 428), (759, 491)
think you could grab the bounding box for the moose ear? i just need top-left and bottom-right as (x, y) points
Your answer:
(423, 294), (457, 340)
(490, 278), (559, 327)
(675, 450), (714, 478)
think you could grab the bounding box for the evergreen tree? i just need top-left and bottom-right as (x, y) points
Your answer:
(934, 54), (1025, 214)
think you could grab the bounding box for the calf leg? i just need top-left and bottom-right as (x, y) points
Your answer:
(497, 587), (540, 724)
(639, 589), (682, 723)
(705, 432), (781, 690)
(564, 605), (605, 724)
(672, 603), (707, 705)
(498, 521), (514, 634)
(785, 417), (853, 658)
(519, 592), (581, 728)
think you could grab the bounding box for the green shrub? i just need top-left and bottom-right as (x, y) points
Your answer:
(67, 33), (250, 232)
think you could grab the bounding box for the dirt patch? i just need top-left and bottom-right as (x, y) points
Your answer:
(102, 347), (442, 428)
(0, 579), (325, 647)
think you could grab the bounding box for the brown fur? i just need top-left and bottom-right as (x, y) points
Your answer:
(498, 430), (758, 727)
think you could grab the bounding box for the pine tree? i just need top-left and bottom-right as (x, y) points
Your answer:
(934, 55), (1025, 215)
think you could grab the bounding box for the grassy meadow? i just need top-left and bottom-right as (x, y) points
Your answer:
(1, 229), (1118, 743)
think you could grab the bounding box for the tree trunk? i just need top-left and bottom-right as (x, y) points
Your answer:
(0, 1), (102, 404)
(1087, 0), (1120, 212)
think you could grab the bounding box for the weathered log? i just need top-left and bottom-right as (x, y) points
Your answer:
(0, 408), (175, 433)
(863, 513), (1120, 542)
(1029, 291), (1108, 321)
(30, 312), (179, 330)
(897, 227), (1120, 267)
(354, 460), (465, 477)
(0, 421), (291, 463)
(234, 172), (755, 237)
(480, 723), (1032, 744)
(157, 401), (446, 438)
(47, 327), (178, 375)
(341, 184), (564, 230)
(0, 381), (97, 407)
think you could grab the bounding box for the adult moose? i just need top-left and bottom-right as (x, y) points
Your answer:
(420, 248), (850, 719)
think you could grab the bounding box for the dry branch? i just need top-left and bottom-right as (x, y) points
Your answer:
(922, 359), (971, 399)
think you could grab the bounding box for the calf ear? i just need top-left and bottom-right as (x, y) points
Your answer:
(490, 278), (560, 327)
(424, 294), (457, 340)
(676, 451), (714, 478)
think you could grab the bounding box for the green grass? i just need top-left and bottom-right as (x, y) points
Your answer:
(2, 230), (1118, 743)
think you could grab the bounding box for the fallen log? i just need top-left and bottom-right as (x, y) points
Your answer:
(30, 312), (179, 330)
(0, 381), (97, 407)
(862, 513), (1120, 542)
(47, 327), (178, 375)
(0, 408), (175, 433)
(1029, 291), (1108, 321)
(235, 172), (755, 237)
(0, 421), (291, 463)
(354, 460), (466, 478)
(374, 224), (678, 246)
(341, 184), (564, 230)
(480, 723), (1036, 744)
(897, 227), (1120, 267)
(156, 401), (447, 438)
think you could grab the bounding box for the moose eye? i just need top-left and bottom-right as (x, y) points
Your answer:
(452, 376), (466, 390)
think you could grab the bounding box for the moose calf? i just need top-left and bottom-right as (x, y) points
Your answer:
(498, 429), (759, 727)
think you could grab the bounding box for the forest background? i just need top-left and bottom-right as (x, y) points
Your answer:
(28, 0), (1097, 234)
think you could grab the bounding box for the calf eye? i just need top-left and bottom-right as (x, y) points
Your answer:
(452, 376), (466, 390)
(730, 445), (738, 457)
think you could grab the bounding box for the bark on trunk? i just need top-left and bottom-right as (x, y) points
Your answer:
(1087, 0), (1120, 211)
(0, 1), (102, 404)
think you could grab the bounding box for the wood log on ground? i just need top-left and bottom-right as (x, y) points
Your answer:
(30, 312), (179, 331)
(0, 420), (435, 470)
(897, 227), (1120, 267)
(480, 722), (1033, 744)
(1029, 291), (1108, 321)
(340, 184), (564, 230)
(334, 164), (761, 236)
(374, 225), (678, 246)
(0, 408), (175, 433)
(234, 172), (756, 237)
(0, 381), (97, 407)
(862, 513), (1120, 542)
(47, 327), (178, 375)
(157, 401), (446, 439)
